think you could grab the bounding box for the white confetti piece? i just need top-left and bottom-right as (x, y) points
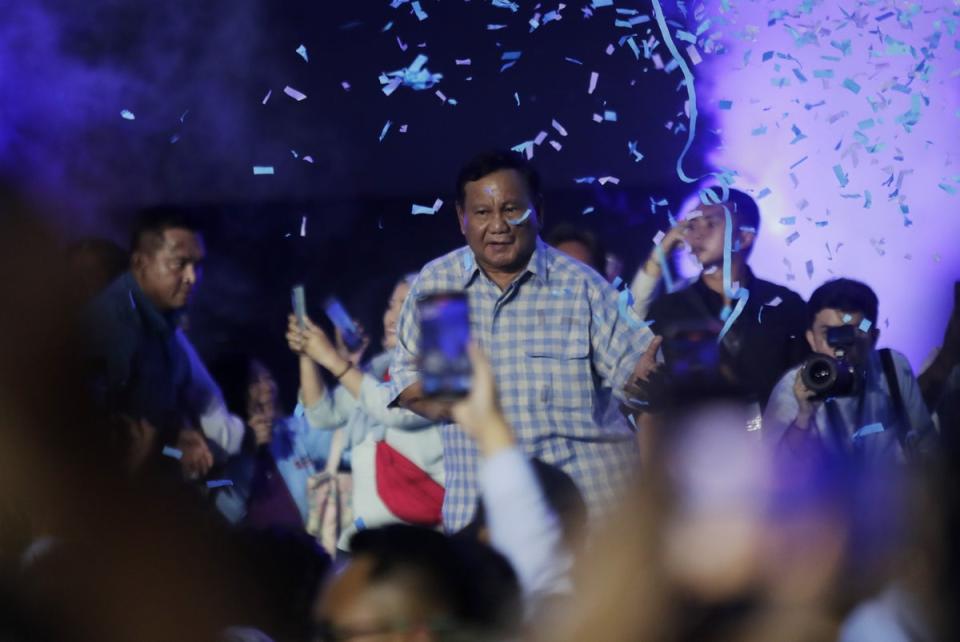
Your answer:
(252, 166), (275, 175)
(283, 86), (307, 101)
(551, 119), (568, 136)
(296, 44), (308, 62)
(588, 71), (599, 94)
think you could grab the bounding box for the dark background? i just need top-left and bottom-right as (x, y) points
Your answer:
(3, 0), (712, 402)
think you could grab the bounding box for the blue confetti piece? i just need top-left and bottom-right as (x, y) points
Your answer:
(582, 206), (595, 215)
(162, 446), (183, 460)
(718, 99), (733, 109)
(120, 109), (135, 120)
(603, 110), (618, 121)
(491, 0), (519, 10)
(565, 57), (583, 65)
(617, 289), (650, 329)
(252, 166), (275, 175)
(379, 120), (392, 142)
(858, 318), (872, 333)
(514, 92), (520, 107)
(852, 423), (884, 440)
(756, 187), (772, 200)
(627, 140), (644, 162)
(296, 44), (308, 62)
(842, 77), (861, 94)
(206, 479), (233, 489)
(507, 208), (532, 226)
(780, 216), (796, 225)
(411, 203), (437, 215)
(833, 164), (849, 187)
(411, 0), (428, 20)
(786, 231), (800, 245)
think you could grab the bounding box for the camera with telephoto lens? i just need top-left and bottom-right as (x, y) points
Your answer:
(800, 325), (864, 399)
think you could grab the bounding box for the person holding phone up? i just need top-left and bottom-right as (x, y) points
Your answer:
(389, 150), (657, 532)
(286, 275), (445, 552)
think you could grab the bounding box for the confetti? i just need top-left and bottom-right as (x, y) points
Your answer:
(300, 216), (307, 237)
(283, 86), (307, 101)
(588, 71), (599, 94)
(252, 166), (275, 175)
(296, 44), (308, 62)
(551, 119), (568, 136)
(411, 1), (428, 21)
(120, 109), (135, 120)
(858, 318), (872, 332)
(507, 208), (532, 225)
(162, 446), (182, 460)
(842, 77), (861, 94)
(206, 480), (234, 489)
(852, 423), (884, 440)
(379, 120), (392, 142)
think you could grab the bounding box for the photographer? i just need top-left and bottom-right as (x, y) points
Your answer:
(762, 278), (936, 462)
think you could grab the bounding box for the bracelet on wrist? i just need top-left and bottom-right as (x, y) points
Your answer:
(334, 362), (353, 380)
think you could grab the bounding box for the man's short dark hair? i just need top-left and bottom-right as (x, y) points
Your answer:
(349, 524), (521, 635)
(545, 223), (606, 274)
(455, 150), (542, 207)
(807, 278), (879, 329)
(129, 206), (202, 254)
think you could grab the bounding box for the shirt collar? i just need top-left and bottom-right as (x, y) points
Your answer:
(460, 237), (549, 289)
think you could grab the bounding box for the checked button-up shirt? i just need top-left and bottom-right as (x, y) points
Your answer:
(390, 238), (654, 531)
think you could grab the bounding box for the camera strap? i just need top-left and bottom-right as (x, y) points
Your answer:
(879, 348), (912, 457)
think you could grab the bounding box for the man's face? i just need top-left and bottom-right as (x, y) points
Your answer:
(683, 203), (754, 269)
(315, 556), (434, 642)
(382, 281), (411, 351)
(805, 308), (875, 358)
(457, 169), (541, 276)
(132, 228), (205, 311)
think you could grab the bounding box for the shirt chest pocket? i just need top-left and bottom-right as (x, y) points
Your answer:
(524, 310), (593, 410)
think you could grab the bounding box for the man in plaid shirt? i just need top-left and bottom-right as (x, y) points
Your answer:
(390, 150), (655, 531)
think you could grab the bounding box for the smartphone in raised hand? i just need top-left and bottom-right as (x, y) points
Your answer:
(324, 296), (365, 352)
(291, 284), (307, 329)
(418, 292), (471, 398)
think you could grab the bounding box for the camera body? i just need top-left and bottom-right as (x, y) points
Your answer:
(800, 325), (864, 399)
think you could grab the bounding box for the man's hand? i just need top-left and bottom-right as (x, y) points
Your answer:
(643, 224), (688, 276)
(793, 370), (819, 427)
(177, 429), (214, 478)
(122, 416), (157, 475)
(335, 324), (370, 367)
(248, 411), (274, 446)
(452, 344), (515, 456)
(622, 336), (664, 400)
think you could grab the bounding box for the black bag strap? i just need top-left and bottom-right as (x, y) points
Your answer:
(879, 348), (912, 455)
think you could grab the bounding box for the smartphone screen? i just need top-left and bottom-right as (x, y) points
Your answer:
(324, 296), (364, 352)
(291, 284), (306, 329)
(418, 292), (471, 398)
